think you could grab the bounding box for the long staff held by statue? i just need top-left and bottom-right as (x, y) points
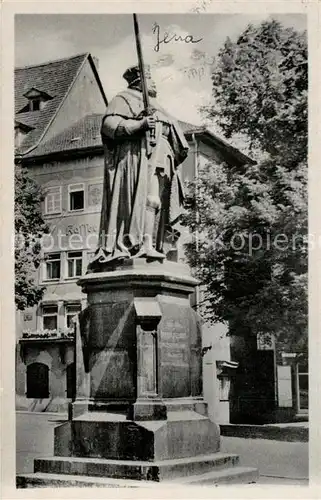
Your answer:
(133, 13), (156, 157)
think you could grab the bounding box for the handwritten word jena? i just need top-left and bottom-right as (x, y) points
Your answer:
(152, 22), (203, 53)
(191, 0), (212, 13)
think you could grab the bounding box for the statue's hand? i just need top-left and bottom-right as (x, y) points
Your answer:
(117, 116), (156, 137)
(137, 107), (157, 119)
(140, 115), (156, 131)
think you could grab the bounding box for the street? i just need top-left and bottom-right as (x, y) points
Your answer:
(16, 412), (308, 485)
(16, 412), (62, 475)
(221, 436), (308, 483)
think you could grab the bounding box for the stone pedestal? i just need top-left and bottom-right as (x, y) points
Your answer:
(56, 259), (220, 462)
(17, 259), (258, 486)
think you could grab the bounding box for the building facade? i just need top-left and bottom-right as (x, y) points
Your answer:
(229, 334), (308, 424)
(15, 54), (107, 412)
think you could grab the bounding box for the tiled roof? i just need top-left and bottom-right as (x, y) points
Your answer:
(27, 115), (204, 158)
(24, 113), (103, 158)
(24, 114), (254, 166)
(15, 53), (89, 155)
(179, 120), (255, 164)
(177, 120), (205, 135)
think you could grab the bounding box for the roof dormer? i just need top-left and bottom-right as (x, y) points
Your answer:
(15, 120), (34, 148)
(22, 87), (53, 112)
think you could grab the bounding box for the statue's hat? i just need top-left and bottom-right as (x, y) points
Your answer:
(123, 65), (151, 85)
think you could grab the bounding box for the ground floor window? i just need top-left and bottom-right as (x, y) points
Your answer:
(26, 362), (49, 398)
(65, 303), (81, 328)
(297, 360), (308, 411)
(42, 305), (58, 330)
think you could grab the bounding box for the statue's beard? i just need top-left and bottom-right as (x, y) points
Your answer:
(148, 88), (157, 98)
(129, 83), (157, 98)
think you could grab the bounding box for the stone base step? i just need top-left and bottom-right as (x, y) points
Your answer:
(34, 452), (239, 481)
(16, 473), (151, 488)
(54, 413), (221, 461)
(17, 467), (259, 488)
(171, 466), (259, 485)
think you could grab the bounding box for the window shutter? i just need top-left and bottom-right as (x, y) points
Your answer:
(46, 187), (61, 214)
(277, 365), (292, 408)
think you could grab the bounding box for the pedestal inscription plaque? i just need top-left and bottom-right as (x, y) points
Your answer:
(161, 330), (189, 367)
(158, 299), (202, 399)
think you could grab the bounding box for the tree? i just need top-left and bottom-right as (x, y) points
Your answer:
(15, 164), (49, 311)
(182, 20), (308, 353)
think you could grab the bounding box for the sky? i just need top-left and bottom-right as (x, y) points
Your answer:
(15, 13), (306, 126)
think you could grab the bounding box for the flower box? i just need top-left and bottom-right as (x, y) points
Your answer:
(21, 327), (74, 340)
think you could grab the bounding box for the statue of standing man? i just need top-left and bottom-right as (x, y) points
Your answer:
(90, 65), (189, 269)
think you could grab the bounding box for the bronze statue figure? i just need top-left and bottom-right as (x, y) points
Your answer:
(89, 65), (189, 269)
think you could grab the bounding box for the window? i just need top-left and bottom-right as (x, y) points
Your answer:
(66, 363), (76, 399)
(42, 305), (58, 330)
(29, 98), (41, 111)
(88, 183), (103, 208)
(67, 251), (83, 278)
(14, 121), (33, 148)
(45, 253), (61, 280)
(45, 186), (62, 215)
(69, 184), (84, 211)
(297, 361), (308, 411)
(65, 304), (81, 328)
(20, 88), (52, 113)
(277, 365), (292, 408)
(26, 363), (49, 398)
(15, 127), (27, 148)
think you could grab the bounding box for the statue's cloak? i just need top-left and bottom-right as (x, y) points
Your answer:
(98, 88), (189, 258)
